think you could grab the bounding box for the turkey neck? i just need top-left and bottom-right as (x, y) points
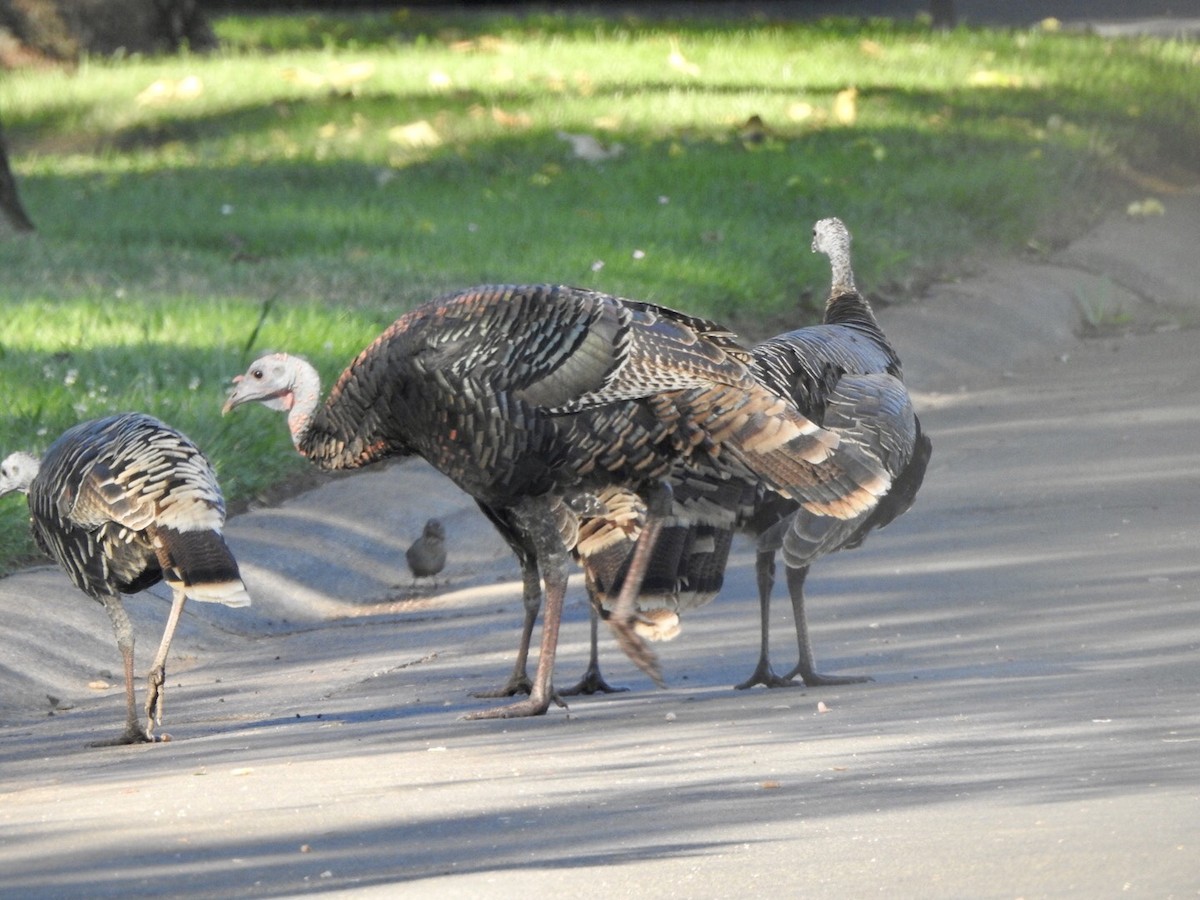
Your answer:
(285, 359), (323, 457)
(824, 289), (880, 331)
(825, 239), (856, 298)
(287, 357), (414, 471)
(819, 234), (882, 333)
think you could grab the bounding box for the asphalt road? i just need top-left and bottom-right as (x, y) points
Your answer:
(2, 8), (1199, 893)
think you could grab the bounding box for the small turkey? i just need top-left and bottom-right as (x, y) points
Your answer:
(562, 479), (738, 695)
(551, 217), (931, 693)
(222, 284), (890, 719)
(0, 413), (250, 745)
(406, 517), (447, 585)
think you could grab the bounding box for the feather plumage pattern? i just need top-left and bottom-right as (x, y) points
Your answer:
(224, 283), (892, 718)
(561, 218), (931, 693)
(0, 413), (248, 745)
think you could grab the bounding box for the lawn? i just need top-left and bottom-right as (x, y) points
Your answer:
(0, 8), (1196, 573)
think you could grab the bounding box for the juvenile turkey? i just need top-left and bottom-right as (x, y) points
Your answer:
(0, 413), (250, 745)
(555, 217), (931, 693)
(486, 482), (736, 699)
(565, 480), (737, 694)
(222, 284), (891, 719)
(406, 518), (447, 585)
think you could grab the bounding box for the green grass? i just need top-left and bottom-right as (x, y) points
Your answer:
(1, 9), (1197, 573)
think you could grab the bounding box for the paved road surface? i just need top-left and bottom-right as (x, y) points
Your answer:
(1, 18), (1199, 897)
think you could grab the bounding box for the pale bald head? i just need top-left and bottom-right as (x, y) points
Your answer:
(0, 451), (40, 497)
(223, 352), (306, 414)
(811, 216), (856, 294)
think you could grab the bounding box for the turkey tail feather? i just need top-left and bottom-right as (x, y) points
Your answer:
(154, 527), (251, 608)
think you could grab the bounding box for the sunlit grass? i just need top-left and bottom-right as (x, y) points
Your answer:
(1, 9), (1197, 573)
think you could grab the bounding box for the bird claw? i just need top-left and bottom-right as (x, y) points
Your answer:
(88, 726), (154, 748)
(462, 694), (557, 720)
(734, 660), (803, 690)
(471, 673), (533, 699)
(785, 669), (874, 687)
(558, 665), (630, 696)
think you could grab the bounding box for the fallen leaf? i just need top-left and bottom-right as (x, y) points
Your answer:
(557, 131), (624, 163)
(833, 87), (858, 125)
(388, 120), (442, 148)
(788, 102), (815, 122)
(327, 61), (375, 91)
(1127, 198), (1166, 217)
(968, 69), (1023, 88)
(492, 107), (532, 129)
(668, 38), (701, 77)
(280, 66), (328, 88)
(135, 75), (204, 106)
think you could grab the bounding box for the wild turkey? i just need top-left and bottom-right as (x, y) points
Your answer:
(222, 284), (891, 719)
(554, 217), (931, 692)
(483, 482), (734, 699)
(0, 413), (250, 745)
(562, 480), (736, 695)
(406, 518), (447, 585)
(734, 216), (931, 688)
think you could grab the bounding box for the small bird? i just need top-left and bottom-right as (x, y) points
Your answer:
(406, 518), (447, 586)
(0, 413), (250, 746)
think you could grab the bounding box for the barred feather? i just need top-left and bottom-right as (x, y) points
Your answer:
(27, 413), (248, 608)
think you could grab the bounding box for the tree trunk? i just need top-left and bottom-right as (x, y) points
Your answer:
(0, 120), (34, 233)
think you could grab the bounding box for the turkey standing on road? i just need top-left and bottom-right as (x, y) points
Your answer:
(222, 284), (891, 719)
(555, 218), (931, 693)
(0, 413), (250, 745)
(485, 482), (734, 699)
(737, 216), (931, 688)
(406, 517), (447, 586)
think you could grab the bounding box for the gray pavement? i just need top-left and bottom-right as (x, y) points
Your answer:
(2, 191), (1197, 897)
(3, 48), (1200, 900)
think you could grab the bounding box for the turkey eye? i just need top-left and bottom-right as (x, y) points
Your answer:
(252, 369), (263, 379)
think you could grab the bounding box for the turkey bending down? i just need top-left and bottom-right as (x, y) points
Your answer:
(0, 413), (250, 746)
(222, 284), (892, 719)
(555, 217), (932, 693)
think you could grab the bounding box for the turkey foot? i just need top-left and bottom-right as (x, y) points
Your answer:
(558, 661), (629, 696)
(462, 690), (568, 720)
(734, 657), (804, 690)
(471, 673), (533, 699)
(784, 665), (873, 687)
(88, 725), (154, 747)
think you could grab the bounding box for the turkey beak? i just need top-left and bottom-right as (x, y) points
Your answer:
(221, 374), (248, 416)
